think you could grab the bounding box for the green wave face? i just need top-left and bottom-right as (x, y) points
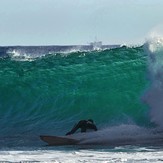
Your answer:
(0, 46), (149, 135)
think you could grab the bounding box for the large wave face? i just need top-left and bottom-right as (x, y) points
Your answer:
(3, 43), (163, 147)
(0, 46), (149, 137)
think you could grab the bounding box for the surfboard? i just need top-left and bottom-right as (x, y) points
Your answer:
(40, 135), (79, 146)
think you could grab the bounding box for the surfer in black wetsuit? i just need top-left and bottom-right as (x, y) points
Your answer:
(66, 119), (97, 135)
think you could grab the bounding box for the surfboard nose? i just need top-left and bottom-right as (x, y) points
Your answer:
(40, 135), (79, 146)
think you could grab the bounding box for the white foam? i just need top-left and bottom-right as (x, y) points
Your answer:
(7, 49), (36, 61)
(68, 124), (163, 146)
(143, 37), (163, 128)
(1, 148), (163, 162)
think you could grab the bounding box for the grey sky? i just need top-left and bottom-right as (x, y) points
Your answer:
(0, 0), (163, 45)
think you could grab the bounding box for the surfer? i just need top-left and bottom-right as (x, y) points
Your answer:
(66, 119), (97, 135)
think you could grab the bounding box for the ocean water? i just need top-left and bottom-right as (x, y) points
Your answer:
(1, 38), (163, 162)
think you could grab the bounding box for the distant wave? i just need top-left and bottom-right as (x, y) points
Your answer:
(0, 44), (120, 61)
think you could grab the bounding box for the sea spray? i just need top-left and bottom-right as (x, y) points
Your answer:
(69, 124), (163, 146)
(143, 37), (163, 128)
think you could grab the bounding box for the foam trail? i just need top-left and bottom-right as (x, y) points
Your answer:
(143, 37), (163, 128)
(69, 124), (163, 145)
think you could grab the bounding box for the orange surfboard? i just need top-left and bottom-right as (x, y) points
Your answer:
(40, 135), (79, 146)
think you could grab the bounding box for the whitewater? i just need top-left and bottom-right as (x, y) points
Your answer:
(1, 37), (163, 162)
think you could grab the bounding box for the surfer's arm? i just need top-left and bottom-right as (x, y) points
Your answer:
(66, 123), (79, 135)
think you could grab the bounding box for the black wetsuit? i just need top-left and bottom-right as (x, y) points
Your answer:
(66, 120), (97, 135)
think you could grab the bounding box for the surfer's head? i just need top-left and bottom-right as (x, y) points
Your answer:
(87, 119), (94, 123)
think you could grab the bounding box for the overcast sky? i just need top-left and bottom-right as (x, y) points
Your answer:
(0, 0), (163, 45)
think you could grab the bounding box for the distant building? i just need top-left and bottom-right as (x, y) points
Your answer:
(90, 41), (102, 50)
